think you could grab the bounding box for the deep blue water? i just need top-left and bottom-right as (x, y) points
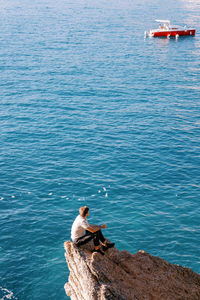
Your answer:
(0, 0), (200, 299)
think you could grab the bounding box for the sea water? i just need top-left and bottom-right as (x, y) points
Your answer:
(0, 0), (200, 299)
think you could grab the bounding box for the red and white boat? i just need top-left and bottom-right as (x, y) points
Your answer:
(145, 20), (196, 38)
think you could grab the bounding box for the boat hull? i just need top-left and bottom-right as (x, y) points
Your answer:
(152, 29), (195, 37)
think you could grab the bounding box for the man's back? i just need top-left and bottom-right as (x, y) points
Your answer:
(71, 215), (89, 241)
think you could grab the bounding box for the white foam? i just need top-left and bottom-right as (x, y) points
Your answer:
(105, 193), (108, 198)
(0, 197), (4, 200)
(48, 193), (53, 196)
(103, 187), (106, 191)
(190, 184), (200, 188)
(78, 197), (85, 201)
(0, 287), (14, 300)
(182, 227), (196, 232)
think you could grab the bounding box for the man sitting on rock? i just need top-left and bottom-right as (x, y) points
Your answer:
(71, 206), (115, 255)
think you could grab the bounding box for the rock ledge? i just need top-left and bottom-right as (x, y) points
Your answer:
(64, 241), (200, 300)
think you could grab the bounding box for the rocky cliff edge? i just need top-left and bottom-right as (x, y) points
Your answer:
(64, 241), (200, 300)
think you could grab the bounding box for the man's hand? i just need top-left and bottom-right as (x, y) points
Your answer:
(101, 224), (107, 229)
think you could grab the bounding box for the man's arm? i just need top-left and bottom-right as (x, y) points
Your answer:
(86, 224), (107, 233)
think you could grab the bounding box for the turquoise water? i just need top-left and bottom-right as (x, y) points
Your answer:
(0, 0), (200, 299)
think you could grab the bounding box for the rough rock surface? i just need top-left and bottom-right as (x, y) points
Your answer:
(64, 241), (200, 300)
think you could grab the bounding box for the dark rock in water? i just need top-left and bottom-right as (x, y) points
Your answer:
(64, 241), (200, 300)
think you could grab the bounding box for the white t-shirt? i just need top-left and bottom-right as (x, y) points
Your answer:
(71, 215), (90, 241)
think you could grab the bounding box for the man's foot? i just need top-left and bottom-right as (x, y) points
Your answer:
(91, 248), (105, 255)
(102, 242), (115, 252)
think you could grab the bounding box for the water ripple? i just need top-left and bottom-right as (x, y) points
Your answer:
(0, 0), (200, 299)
